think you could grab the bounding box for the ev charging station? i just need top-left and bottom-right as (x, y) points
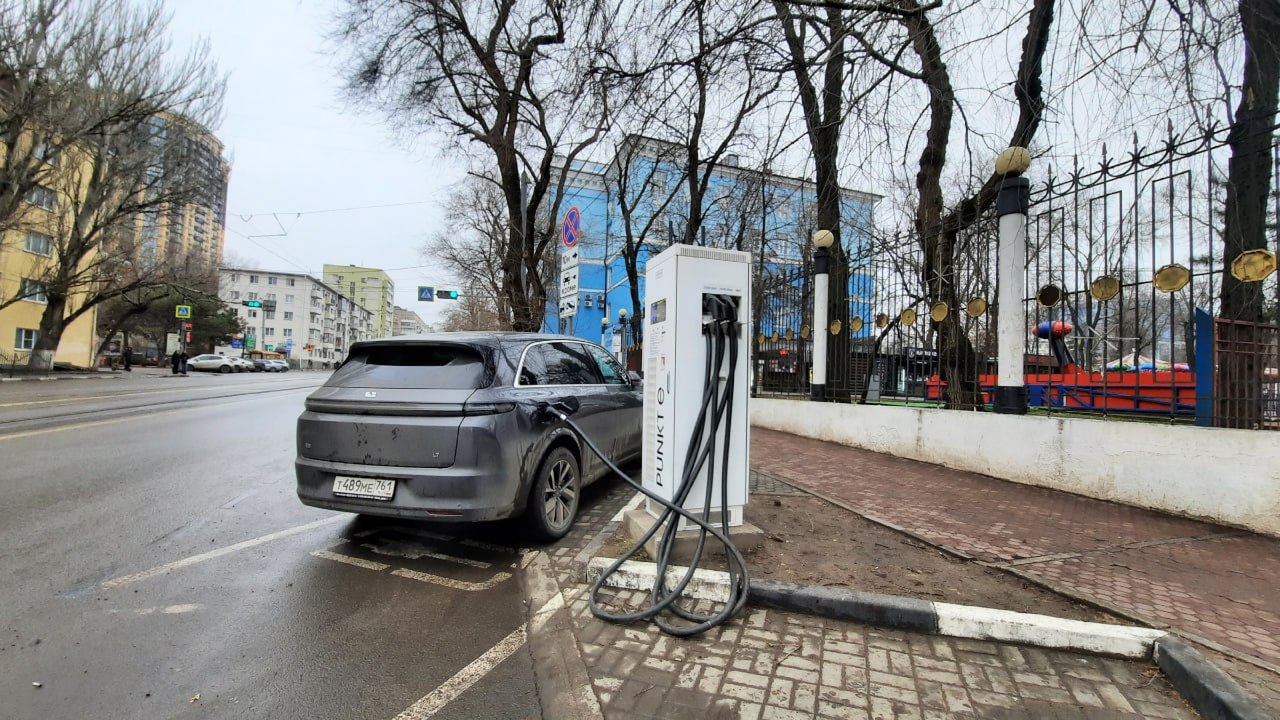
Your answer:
(641, 245), (752, 528)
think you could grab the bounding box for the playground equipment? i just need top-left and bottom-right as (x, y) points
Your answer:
(927, 321), (1197, 415)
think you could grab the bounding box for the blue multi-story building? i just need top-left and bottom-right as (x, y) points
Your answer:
(544, 135), (880, 354)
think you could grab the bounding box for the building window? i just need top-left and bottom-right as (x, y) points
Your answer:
(286, 278), (296, 287)
(23, 231), (52, 256)
(283, 328), (293, 337)
(249, 274), (259, 284)
(247, 291), (258, 300)
(231, 273), (240, 282)
(26, 185), (56, 211)
(248, 310), (258, 318)
(15, 328), (38, 350)
(285, 294), (294, 304)
(264, 311), (275, 320)
(230, 291), (240, 300)
(264, 327), (274, 336)
(283, 311), (293, 320)
(34, 143), (60, 167)
(267, 276), (278, 285)
(20, 278), (48, 303)
(266, 293), (276, 301)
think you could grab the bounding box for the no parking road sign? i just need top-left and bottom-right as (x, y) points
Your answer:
(562, 207), (581, 248)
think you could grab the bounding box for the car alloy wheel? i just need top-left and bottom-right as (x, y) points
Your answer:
(219, 365), (232, 373)
(526, 446), (580, 541)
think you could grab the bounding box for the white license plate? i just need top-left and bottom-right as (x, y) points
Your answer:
(332, 476), (396, 500)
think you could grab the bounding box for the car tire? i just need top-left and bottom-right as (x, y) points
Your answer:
(524, 446), (580, 542)
(219, 365), (232, 373)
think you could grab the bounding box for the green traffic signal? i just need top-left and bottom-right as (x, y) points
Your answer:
(243, 300), (262, 308)
(440, 290), (459, 300)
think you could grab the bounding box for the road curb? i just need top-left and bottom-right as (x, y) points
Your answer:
(1154, 635), (1273, 720)
(520, 551), (604, 720)
(0, 373), (119, 382)
(589, 557), (1267, 718)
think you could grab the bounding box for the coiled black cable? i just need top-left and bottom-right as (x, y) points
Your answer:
(541, 294), (749, 636)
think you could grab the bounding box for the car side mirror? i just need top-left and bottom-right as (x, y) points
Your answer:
(627, 371), (642, 385)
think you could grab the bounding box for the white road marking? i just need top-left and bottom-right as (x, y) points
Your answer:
(108, 604), (203, 616)
(392, 594), (562, 720)
(311, 549), (391, 571)
(372, 526), (517, 554)
(361, 538), (492, 568)
(390, 568), (512, 592)
(102, 516), (346, 588)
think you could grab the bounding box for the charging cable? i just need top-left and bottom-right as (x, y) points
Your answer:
(539, 294), (749, 636)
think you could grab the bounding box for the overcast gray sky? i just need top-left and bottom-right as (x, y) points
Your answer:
(165, 0), (465, 325)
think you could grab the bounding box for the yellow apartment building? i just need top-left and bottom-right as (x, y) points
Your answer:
(323, 264), (395, 337)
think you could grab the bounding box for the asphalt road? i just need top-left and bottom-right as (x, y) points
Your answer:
(0, 373), (545, 720)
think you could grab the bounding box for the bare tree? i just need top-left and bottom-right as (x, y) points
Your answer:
(335, 0), (614, 330)
(423, 178), (513, 326)
(0, 0), (225, 370)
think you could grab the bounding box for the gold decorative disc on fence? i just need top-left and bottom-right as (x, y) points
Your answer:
(757, 333), (766, 345)
(771, 331), (779, 342)
(1231, 249), (1277, 283)
(785, 328), (794, 340)
(900, 308), (918, 326)
(800, 324), (810, 339)
(1153, 263), (1190, 292)
(1090, 275), (1121, 302)
(875, 313), (889, 329)
(1036, 284), (1063, 307)
(966, 297), (988, 317)
(829, 319), (842, 335)
(930, 302), (949, 322)
(850, 316), (864, 333)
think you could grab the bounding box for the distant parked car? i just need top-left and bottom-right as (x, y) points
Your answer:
(268, 360), (290, 372)
(228, 356), (255, 372)
(249, 358), (271, 372)
(295, 333), (642, 540)
(188, 354), (236, 373)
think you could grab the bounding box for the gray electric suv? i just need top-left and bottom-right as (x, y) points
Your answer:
(295, 333), (642, 540)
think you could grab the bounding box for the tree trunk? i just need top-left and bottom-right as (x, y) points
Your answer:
(29, 294), (70, 371)
(1215, 0), (1279, 428)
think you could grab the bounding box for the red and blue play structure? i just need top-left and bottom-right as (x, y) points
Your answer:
(927, 321), (1197, 415)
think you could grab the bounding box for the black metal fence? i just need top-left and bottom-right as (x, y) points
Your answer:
(756, 123), (1279, 429)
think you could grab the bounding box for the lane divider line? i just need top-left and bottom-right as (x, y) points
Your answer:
(102, 516), (346, 588)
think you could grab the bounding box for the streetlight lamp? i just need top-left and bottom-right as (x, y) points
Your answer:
(601, 315), (610, 346)
(617, 308), (629, 364)
(811, 229), (835, 402)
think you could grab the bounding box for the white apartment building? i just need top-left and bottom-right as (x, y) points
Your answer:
(392, 305), (430, 336)
(216, 267), (374, 368)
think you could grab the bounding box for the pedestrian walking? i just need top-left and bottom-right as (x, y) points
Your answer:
(179, 351), (189, 375)
(123, 346), (132, 372)
(171, 350), (180, 375)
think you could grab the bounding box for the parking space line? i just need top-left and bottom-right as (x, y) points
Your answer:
(311, 549), (391, 571)
(393, 624), (528, 720)
(102, 516), (345, 588)
(390, 568), (512, 592)
(372, 526), (519, 554)
(359, 538), (494, 568)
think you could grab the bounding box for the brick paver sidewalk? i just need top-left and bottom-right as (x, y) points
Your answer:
(538, 479), (1199, 719)
(751, 428), (1280, 675)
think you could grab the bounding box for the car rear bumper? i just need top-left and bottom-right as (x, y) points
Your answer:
(295, 456), (522, 522)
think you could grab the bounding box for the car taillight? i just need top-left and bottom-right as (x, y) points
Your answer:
(462, 401), (516, 416)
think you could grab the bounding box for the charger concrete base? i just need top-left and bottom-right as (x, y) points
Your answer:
(622, 507), (764, 565)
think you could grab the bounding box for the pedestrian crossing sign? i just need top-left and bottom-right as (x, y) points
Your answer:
(175, 304), (192, 318)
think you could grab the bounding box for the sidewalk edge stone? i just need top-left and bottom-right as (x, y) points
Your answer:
(520, 551), (604, 720)
(1154, 635), (1273, 720)
(750, 579), (937, 633)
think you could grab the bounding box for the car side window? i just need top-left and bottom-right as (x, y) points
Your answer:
(537, 342), (604, 385)
(517, 345), (547, 386)
(588, 345), (628, 385)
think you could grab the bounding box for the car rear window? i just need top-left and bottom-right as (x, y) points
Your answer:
(327, 344), (490, 389)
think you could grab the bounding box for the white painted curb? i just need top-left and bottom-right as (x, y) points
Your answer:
(933, 602), (1166, 659)
(588, 557), (1167, 659)
(586, 557), (732, 603)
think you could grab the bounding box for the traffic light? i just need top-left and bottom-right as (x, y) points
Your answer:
(439, 290), (460, 300)
(243, 300), (262, 308)
(183, 323), (193, 330)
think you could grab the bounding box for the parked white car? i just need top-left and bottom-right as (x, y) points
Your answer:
(187, 354), (237, 373)
(228, 356), (254, 372)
